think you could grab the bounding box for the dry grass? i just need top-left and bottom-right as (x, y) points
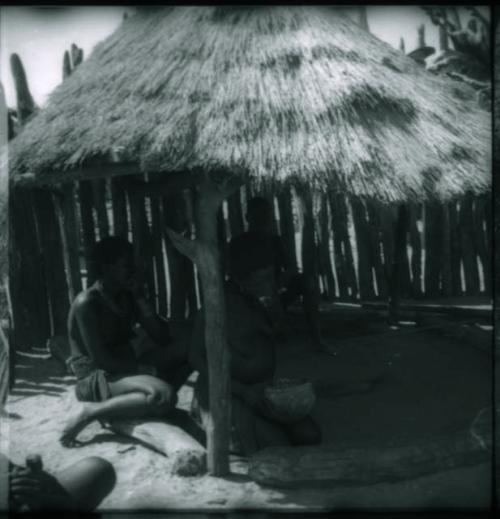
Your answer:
(9, 6), (491, 202)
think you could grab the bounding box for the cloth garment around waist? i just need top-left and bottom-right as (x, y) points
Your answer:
(67, 355), (112, 402)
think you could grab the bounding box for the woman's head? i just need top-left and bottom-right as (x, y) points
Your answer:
(91, 236), (135, 287)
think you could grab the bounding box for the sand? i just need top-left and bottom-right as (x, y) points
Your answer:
(0, 311), (494, 512)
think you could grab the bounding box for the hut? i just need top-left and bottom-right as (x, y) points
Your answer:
(7, 6), (491, 476)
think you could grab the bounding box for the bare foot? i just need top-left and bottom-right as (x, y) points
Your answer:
(60, 404), (93, 447)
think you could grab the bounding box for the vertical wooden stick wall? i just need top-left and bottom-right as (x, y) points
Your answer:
(10, 178), (492, 357)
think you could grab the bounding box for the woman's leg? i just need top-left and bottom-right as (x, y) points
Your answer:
(61, 375), (177, 445)
(55, 457), (116, 511)
(139, 342), (193, 390)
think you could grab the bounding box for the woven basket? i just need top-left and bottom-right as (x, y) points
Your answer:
(264, 378), (316, 424)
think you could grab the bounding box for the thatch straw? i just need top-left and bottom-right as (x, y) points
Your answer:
(9, 6), (491, 202)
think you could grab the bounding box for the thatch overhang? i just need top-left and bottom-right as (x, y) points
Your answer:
(9, 6), (491, 202)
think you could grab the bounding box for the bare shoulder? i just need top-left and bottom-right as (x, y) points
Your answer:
(72, 288), (100, 315)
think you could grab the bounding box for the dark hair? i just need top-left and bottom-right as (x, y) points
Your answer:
(247, 196), (272, 214)
(91, 236), (133, 276)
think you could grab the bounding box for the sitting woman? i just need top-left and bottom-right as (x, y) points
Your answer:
(190, 278), (321, 456)
(61, 236), (191, 446)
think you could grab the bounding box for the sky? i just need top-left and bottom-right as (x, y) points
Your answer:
(0, 5), (490, 109)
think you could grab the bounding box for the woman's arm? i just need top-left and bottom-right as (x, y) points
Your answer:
(128, 277), (172, 346)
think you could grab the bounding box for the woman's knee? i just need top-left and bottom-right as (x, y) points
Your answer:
(58, 456), (116, 510)
(77, 456), (116, 486)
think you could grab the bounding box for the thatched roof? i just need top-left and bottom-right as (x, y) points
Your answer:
(10, 6), (490, 202)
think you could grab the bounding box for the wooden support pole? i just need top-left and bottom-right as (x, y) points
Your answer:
(53, 184), (82, 303)
(78, 180), (97, 286)
(167, 173), (243, 476)
(196, 182), (231, 476)
(32, 189), (70, 336)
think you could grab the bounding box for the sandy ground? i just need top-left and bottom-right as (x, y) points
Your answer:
(0, 308), (494, 512)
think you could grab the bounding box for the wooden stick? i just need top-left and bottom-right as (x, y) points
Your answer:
(91, 179), (110, 238)
(150, 197), (168, 316)
(183, 189), (199, 317)
(78, 180), (97, 286)
(441, 201), (453, 297)
(388, 204), (409, 322)
(277, 186), (298, 272)
(366, 201), (387, 299)
(53, 183), (82, 303)
(408, 203), (423, 298)
(459, 194), (480, 295)
(217, 207), (228, 275)
(473, 195), (491, 294)
(424, 202), (443, 297)
(129, 186), (156, 301)
(32, 189), (70, 335)
(226, 188), (244, 240)
(328, 192), (348, 300)
(379, 203), (396, 293)
(110, 177), (129, 238)
(163, 194), (189, 320)
(350, 197), (375, 300)
(298, 186), (319, 294)
(318, 194), (336, 300)
(9, 189), (51, 348)
(448, 200), (462, 295)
